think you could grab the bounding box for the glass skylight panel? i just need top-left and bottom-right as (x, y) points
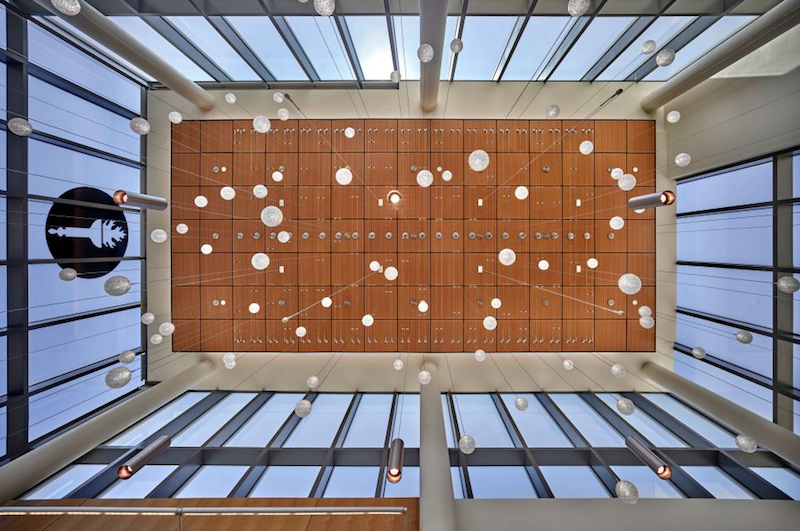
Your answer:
(645, 16), (757, 81)
(344, 16), (393, 80)
(750, 467), (800, 500)
(226, 17), (308, 81)
(100, 465), (177, 499)
(598, 16), (695, 80)
(611, 466), (684, 498)
(343, 394), (392, 447)
(392, 393), (421, 447)
(596, 393), (687, 447)
(286, 16), (353, 80)
(107, 392), (210, 447)
(502, 17), (573, 81)
(539, 466), (609, 498)
(173, 465), (248, 498)
(453, 394), (513, 447)
(225, 393), (304, 447)
(23, 464), (105, 500)
(249, 466), (320, 497)
(549, 393), (625, 447)
(393, 15), (420, 80)
(166, 16), (259, 80)
(283, 393), (352, 447)
(642, 393), (736, 448)
(501, 393), (573, 447)
(682, 466), (756, 499)
(323, 467), (379, 497)
(550, 17), (636, 81)
(172, 393), (256, 446)
(455, 17), (519, 80)
(109, 17), (212, 82)
(468, 467), (538, 499)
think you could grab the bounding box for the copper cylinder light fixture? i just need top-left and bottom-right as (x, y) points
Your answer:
(625, 436), (672, 480)
(118, 436), (171, 479)
(627, 190), (675, 210)
(386, 438), (405, 483)
(113, 190), (168, 211)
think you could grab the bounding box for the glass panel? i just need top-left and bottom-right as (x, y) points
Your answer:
(676, 161), (772, 213)
(0, 406), (6, 457)
(0, 61), (6, 121)
(682, 466), (756, 499)
(343, 394), (392, 447)
(549, 393), (625, 447)
(0, 130), (6, 190)
(344, 17), (393, 80)
(645, 17), (757, 81)
(610, 466), (684, 498)
(441, 394), (455, 448)
(107, 392), (210, 446)
(676, 266), (772, 327)
(503, 17), (573, 80)
(286, 16), (352, 80)
(172, 393), (256, 447)
(166, 17), (258, 80)
(468, 467), (537, 499)
(393, 15), (420, 80)
(453, 394), (513, 448)
(384, 466), (419, 497)
(677, 209), (772, 266)
(0, 338), (6, 398)
(455, 17), (519, 80)
(110, 17), (213, 81)
(226, 17), (308, 81)
(28, 22), (141, 112)
(225, 393), (304, 447)
(22, 464), (106, 500)
(750, 467), (800, 500)
(596, 393), (687, 447)
(0, 267), (5, 330)
(283, 394), (352, 447)
(501, 393), (573, 448)
(539, 466), (609, 498)
(323, 467), (379, 498)
(451, 467), (464, 499)
(100, 465), (178, 499)
(792, 152), (800, 198)
(0, 5), (5, 48)
(392, 394), (421, 448)
(550, 17), (636, 81)
(173, 465), (249, 498)
(29, 308), (141, 385)
(642, 393), (736, 448)
(249, 466), (320, 497)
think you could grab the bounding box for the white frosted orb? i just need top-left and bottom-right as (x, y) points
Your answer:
(641, 39), (656, 55)
(223, 353), (236, 365)
(150, 228), (168, 244)
(224, 359), (236, 370)
(58, 267), (78, 281)
(251, 253), (270, 270)
(579, 140), (594, 155)
(8, 117), (33, 137)
(168, 111), (183, 124)
(638, 306), (652, 317)
(538, 260), (550, 271)
(491, 298), (502, 309)
(141, 312), (155, 325)
(295, 326), (307, 338)
(778, 276), (800, 294)
(667, 110), (681, 124)
(639, 315), (655, 329)
(344, 127), (356, 138)
(321, 296), (332, 308)
(118, 350), (136, 364)
(610, 167), (624, 180)
(611, 363), (627, 378)
(295, 399), (313, 418)
(105, 367), (132, 389)
(735, 330), (753, 344)
(277, 108), (290, 121)
(675, 152), (692, 167)
(130, 117), (151, 135)
(514, 396), (529, 411)
(450, 38), (464, 53)
(418, 370), (432, 385)
(194, 195), (208, 208)
(253, 115), (271, 134)
(616, 480), (639, 504)
(384, 266), (399, 281)
(459, 434), (476, 454)
(468, 149), (490, 172)
(587, 258), (599, 269)
(390, 70), (401, 83)
(362, 314), (375, 327)
(499, 248), (517, 266)
(418, 300), (429, 313)
(253, 184), (268, 199)
(568, 0), (590, 16)
(369, 261), (381, 272)
(200, 244), (213, 255)
(314, 0), (335, 16)
(546, 104), (561, 118)
(417, 43), (434, 63)
(272, 171), (284, 182)
(104, 275), (132, 296)
(656, 47), (676, 67)
(51, 0), (81, 16)
(609, 216), (625, 230)
(220, 186), (236, 200)
(514, 186), (529, 200)
(618, 273), (642, 295)
(307, 375), (320, 389)
(335, 167), (353, 186)
(273, 92), (284, 103)
(416, 169), (434, 188)
(225, 92), (237, 104)
(393, 358), (405, 371)
(617, 398), (635, 415)
(692, 347), (707, 359)
(158, 322), (175, 336)
(563, 359), (575, 371)
(150, 333), (163, 345)
(248, 303), (261, 314)
(474, 349), (486, 362)
(176, 223), (189, 234)
(483, 316), (498, 331)
(735, 434), (757, 453)
(618, 174), (637, 191)
(261, 206), (284, 227)
(442, 170), (453, 182)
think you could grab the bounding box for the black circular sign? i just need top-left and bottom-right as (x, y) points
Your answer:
(45, 187), (129, 279)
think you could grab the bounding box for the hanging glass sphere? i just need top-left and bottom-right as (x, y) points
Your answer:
(418, 370), (432, 385)
(610, 167), (624, 180)
(224, 358), (236, 370)
(225, 92), (237, 104)
(393, 358), (405, 371)
(158, 322), (175, 336)
(639, 315), (655, 329)
(490, 298), (502, 309)
(675, 152), (692, 167)
(104, 275), (132, 296)
(417, 43), (434, 63)
(105, 367), (132, 389)
(611, 363), (627, 378)
(615, 480), (639, 504)
(220, 186), (236, 200)
(735, 330), (753, 344)
(735, 434), (757, 453)
(514, 186), (529, 200)
(638, 305), (652, 317)
(344, 127), (356, 138)
(777, 276), (800, 294)
(277, 108), (290, 121)
(616, 397), (635, 415)
(150, 333), (163, 345)
(168, 111), (183, 124)
(272, 170), (284, 182)
(459, 434), (476, 454)
(579, 140), (594, 155)
(194, 195), (208, 208)
(176, 223), (189, 234)
(321, 296), (333, 308)
(656, 47), (676, 67)
(150, 228), (168, 244)
(314, 0), (335, 17)
(442, 170), (453, 182)
(474, 349), (486, 362)
(586, 257), (599, 269)
(362, 314), (375, 327)
(384, 266), (399, 281)
(222, 353), (236, 367)
(200, 244), (213, 255)
(618, 174), (637, 191)
(307, 375), (320, 389)
(118, 350), (136, 364)
(295, 399), (313, 418)
(390, 70), (401, 83)
(691, 346), (707, 359)
(609, 216), (625, 230)
(129, 117), (151, 135)
(450, 38), (464, 53)
(417, 169), (434, 188)
(667, 110), (681, 123)
(618, 273), (642, 295)
(273, 92), (284, 103)
(141, 312), (155, 325)
(641, 39), (657, 55)
(468, 149), (490, 172)
(248, 303), (260, 314)
(261, 206), (284, 227)
(58, 267), (78, 281)
(568, 0), (590, 16)
(370, 261), (381, 272)
(499, 248), (517, 266)
(336, 167), (354, 186)
(253, 115), (271, 134)
(538, 259), (550, 271)
(251, 252), (270, 270)
(483, 316), (498, 331)
(253, 184), (268, 199)
(546, 104), (561, 118)
(514, 396), (529, 411)
(7, 117), (33, 137)
(295, 326), (307, 338)
(418, 300), (429, 313)
(51, 0), (82, 15)
(563, 359), (575, 371)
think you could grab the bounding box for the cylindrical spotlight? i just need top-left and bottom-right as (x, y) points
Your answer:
(627, 190), (675, 210)
(118, 436), (171, 479)
(114, 190), (168, 211)
(386, 437), (405, 483)
(625, 436), (671, 480)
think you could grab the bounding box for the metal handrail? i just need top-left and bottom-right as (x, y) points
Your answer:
(0, 505), (408, 516)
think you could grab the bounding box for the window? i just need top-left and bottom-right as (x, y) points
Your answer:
(323, 467), (379, 497)
(166, 17), (258, 80)
(500, 393), (573, 447)
(172, 393), (256, 447)
(249, 466), (320, 497)
(682, 466), (756, 499)
(173, 465), (248, 498)
(676, 266), (772, 326)
(549, 394), (624, 447)
(99, 465), (177, 499)
(23, 464), (106, 500)
(539, 466), (609, 498)
(677, 210), (772, 266)
(344, 17), (394, 80)
(286, 16), (352, 80)
(107, 392), (210, 447)
(677, 161), (772, 213)
(452, 394), (513, 447)
(384, 466), (419, 497)
(225, 393), (304, 447)
(226, 17), (308, 81)
(502, 17), (573, 81)
(642, 393), (736, 448)
(468, 467), (537, 499)
(750, 467), (800, 500)
(283, 393), (352, 447)
(454, 17), (519, 80)
(550, 17), (636, 81)
(343, 394), (392, 447)
(596, 393), (687, 447)
(0, 406), (6, 457)
(392, 393), (422, 447)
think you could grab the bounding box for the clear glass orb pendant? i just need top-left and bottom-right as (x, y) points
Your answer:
(616, 398), (635, 415)
(778, 276), (800, 294)
(615, 480), (639, 504)
(568, 0), (590, 17)
(314, 0), (335, 17)
(7, 118), (33, 137)
(474, 349), (486, 362)
(51, 0), (81, 16)
(130, 117), (150, 135)
(692, 346), (707, 359)
(168, 111), (183, 124)
(450, 38), (464, 53)
(667, 110), (681, 123)
(459, 434), (476, 454)
(58, 267), (78, 281)
(656, 47), (676, 67)
(641, 39), (656, 55)
(417, 43), (434, 63)
(261, 206), (284, 227)
(104, 275), (132, 296)
(618, 273), (642, 295)
(499, 248), (517, 266)
(468, 150), (490, 172)
(546, 104), (560, 118)
(105, 367), (132, 389)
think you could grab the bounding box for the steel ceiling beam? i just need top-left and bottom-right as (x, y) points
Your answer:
(257, 0), (321, 82)
(143, 16), (231, 82)
(334, 15), (365, 87)
(384, 0), (400, 75)
(447, 0), (470, 82)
